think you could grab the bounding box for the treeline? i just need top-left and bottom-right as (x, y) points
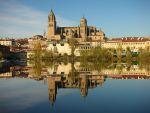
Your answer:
(79, 46), (150, 63)
(79, 46), (112, 62)
(138, 49), (150, 63)
(29, 40), (150, 64)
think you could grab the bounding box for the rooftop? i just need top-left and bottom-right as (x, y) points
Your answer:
(107, 37), (150, 43)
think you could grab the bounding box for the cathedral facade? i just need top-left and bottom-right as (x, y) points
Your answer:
(47, 9), (105, 42)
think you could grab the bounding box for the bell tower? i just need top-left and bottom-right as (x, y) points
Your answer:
(47, 9), (56, 38)
(80, 16), (87, 40)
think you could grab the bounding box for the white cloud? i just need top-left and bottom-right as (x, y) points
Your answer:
(0, 0), (78, 38)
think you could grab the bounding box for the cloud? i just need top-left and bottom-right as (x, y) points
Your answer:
(0, 0), (78, 38)
(0, 0), (47, 36)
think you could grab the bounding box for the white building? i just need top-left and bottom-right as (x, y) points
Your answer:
(102, 37), (150, 52)
(0, 39), (14, 46)
(47, 42), (71, 55)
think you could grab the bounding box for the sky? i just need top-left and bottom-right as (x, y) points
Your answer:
(0, 0), (150, 38)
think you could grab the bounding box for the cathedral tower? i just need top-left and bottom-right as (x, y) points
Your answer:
(47, 9), (56, 38)
(47, 77), (57, 106)
(80, 75), (88, 97)
(80, 16), (87, 40)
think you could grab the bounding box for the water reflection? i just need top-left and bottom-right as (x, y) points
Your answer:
(0, 61), (150, 106)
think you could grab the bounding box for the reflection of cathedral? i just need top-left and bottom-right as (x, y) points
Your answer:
(47, 9), (105, 41)
(47, 73), (105, 105)
(47, 76), (57, 106)
(46, 62), (150, 105)
(80, 75), (88, 97)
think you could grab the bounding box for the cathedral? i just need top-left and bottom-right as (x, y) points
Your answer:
(47, 9), (105, 42)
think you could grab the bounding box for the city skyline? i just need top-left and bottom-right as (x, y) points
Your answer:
(0, 0), (150, 38)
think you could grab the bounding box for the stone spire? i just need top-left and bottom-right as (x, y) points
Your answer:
(48, 9), (56, 21)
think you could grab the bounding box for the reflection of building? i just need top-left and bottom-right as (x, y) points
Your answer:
(47, 62), (150, 79)
(102, 64), (150, 79)
(0, 72), (12, 78)
(47, 62), (72, 75)
(47, 76), (60, 105)
(0, 45), (10, 59)
(0, 61), (150, 106)
(80, 75), (88, 97)
(47, 71), (105, 105)
(45, 62), (150, 104)
(1, 61), (150, 80)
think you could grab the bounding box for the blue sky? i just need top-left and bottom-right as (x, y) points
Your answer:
(0, 0), (150, 38)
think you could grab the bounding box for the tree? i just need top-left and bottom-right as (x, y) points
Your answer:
(117, 44), (122, 63)
(33, 60), (42, 77)
(104, 49), (113, 62)
(68, 38), (78, 57)
(92, 46), (103, 59)
(108, 48), (115, 62)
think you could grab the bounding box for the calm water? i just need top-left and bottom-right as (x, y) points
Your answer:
(0, 61), (150, 113)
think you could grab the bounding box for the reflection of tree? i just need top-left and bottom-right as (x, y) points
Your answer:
(33, 60), (42, 77)
(0, 51), (2, 60)
(138, 48), (150, 64)
(117, 44), (122, 63)
(68, 61), (78, 85)
(139, 60), (150, 72)
(30, 59), (54, 78)
(80, 60), (109, 73)
(116, 64), (123, 74)
(0, 62), (2, 68)
(126, 47), (132, 64)
(29, 59), (43, 78)
(126, 64), (131, 71)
